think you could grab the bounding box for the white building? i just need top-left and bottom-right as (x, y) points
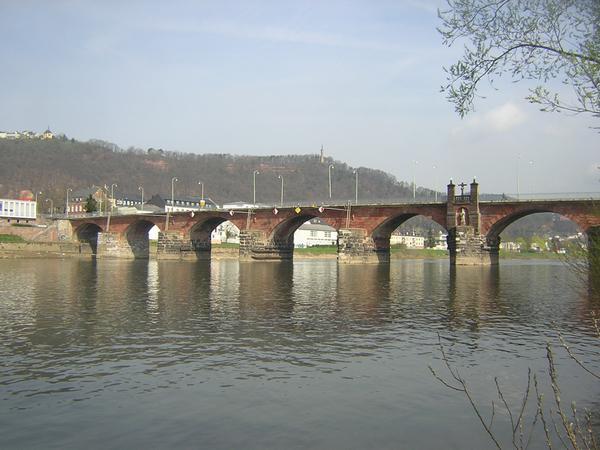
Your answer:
(433, 232), (448, 250)
(500, 241), (521, 252)
(294, 221), (337, 248)
(0, 198), (37, 222)
(165, 197), (219, 212)
(390, 233), (425, 249)
(211, 221), (240, 244)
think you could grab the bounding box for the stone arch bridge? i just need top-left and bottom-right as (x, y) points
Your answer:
(65, 181), (600, 266)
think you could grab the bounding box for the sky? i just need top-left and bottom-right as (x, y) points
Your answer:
(1, 0), (598, 195)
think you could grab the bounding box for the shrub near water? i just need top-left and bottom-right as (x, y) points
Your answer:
(0, 234), (26, 243)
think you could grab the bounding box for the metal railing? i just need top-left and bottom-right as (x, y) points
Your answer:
(483, 192), (600, 202)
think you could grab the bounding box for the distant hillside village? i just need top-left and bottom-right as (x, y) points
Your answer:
(0, 128), (55, 140)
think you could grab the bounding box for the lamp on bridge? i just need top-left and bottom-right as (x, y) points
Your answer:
(138, 186), (144, 209)
(166, 177), (178, 231)
(66, 188), (72, 217)
(35, 191), (43, 216)
(253, 170), (260, 205)
(45, 198), (53, 217)
(328, 164), (334, 199)
(110, 183), (118, 213)
(353, 169), (359, 204)
(278, 175), (284, 207)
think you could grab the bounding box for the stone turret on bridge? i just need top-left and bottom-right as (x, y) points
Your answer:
(445, 179), (499, 265)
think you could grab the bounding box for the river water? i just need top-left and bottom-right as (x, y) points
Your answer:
(0, 258), (598, 449)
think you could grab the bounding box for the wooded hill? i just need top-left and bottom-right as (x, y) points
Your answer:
(0, 137), (435, 208)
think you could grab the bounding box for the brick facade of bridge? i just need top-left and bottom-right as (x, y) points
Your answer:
(64, 182), (600, 266)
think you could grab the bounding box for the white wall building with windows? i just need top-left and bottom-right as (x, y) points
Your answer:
(390, 233), (425, 249)
(0, 199), (37, 222)
(294, 222), (337, 248)
(211, 221), (240, 244)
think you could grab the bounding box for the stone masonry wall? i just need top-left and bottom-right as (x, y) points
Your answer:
(239, 230), (293, 261)
(447, 226), (499, 265)
(157, 231), (203, 260)
(97, 232), (134, 258)
(338, 228), (390, 264)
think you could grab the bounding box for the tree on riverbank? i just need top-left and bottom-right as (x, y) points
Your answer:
(438, 0), (600, 121)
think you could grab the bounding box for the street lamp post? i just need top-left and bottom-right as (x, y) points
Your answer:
(45, 198), (53, 217)
(412, 160), (418, 200)
(66, 188), (72, 216)
(432, 165), (438, 202)
(353, 170), (359, 204)
(110, 183), (118, 212)
(278, 175), (284, 207)
(516, 154), (521, 200)
(138, 186), (144, 209)
(35, 191), (42, 216)
(328, 164), (334, 199)
(528, 160), (534, 197)
(166, 177), (178, 231)
(198, 181), (204, 201)
(253, 170), (260, 205)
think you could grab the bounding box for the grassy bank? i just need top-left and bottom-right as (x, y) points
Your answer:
(210, 244), (564, 260)
(0, 234), (26, 243)
(499, 250), (562, 259)
(391, 248), (448, 259)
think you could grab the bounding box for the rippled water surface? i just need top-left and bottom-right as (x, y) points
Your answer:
(1, 258), (599, 449)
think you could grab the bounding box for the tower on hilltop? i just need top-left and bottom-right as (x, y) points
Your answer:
(41, 127), (54, 140)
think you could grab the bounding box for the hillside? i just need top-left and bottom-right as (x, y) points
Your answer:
(0, 137), (434, 208)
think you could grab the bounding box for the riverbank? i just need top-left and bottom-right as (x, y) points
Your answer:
(0, 239), (567, 261)
(0, 241), (87, 258)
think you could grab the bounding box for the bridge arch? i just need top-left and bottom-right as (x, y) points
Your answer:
(486, 209), (586, 242)
(271, 214), (317, 247)
(372, 213), (448, 249)
(74, 222), (103, 254)
(125, 219), (159, 259)
(189, 216), (234, 255)
(269, 214), (339, 248)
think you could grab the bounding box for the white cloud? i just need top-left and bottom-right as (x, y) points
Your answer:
(149, 19), (400, 51)
(451, 102), (528, 135)
(485, 102), (527, 131)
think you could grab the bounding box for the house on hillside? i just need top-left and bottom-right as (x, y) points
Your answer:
(115, 193), (144, 208)
(69, 186), (106, 214)
(145, 194), (218, 212)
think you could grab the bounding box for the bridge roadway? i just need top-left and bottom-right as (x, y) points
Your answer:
(65, 180), (600, 266)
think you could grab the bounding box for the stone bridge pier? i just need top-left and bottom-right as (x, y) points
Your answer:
(337, 228), (390, 264)
(239, 230), (294, 261)
(156, 231), (197, 259)
(445, 179), (500, 265)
